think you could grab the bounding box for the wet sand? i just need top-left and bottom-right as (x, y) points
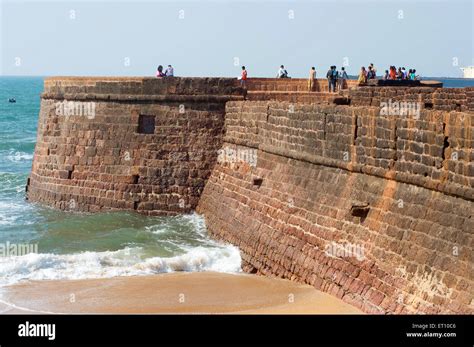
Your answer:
(0, 272), (362, 314)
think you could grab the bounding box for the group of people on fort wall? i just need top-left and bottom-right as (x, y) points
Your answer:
(324, 66), (349, 92)
(357, 64), (420, 85)
(239, 64), (351, 92)
(242, 64), (420, 93)
(155, 63), (420, 93)
(270, 64), (349, 92)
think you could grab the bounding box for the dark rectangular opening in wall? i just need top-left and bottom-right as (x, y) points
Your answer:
(132, 175), (139, 184)
(424, 102), (433, 109)
(253, 177), (263, 187)
(137, 115), (155, 134)
(67, 170), (73, 179)
(133, 201), (139, 210)
(333, 97), (350, 105)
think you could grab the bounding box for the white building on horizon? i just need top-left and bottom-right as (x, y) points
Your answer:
(460, 66), (474, 78)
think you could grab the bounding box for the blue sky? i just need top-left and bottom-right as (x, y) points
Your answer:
(1, 0), (473, 77)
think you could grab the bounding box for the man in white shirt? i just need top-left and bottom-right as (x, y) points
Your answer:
(165, 65), (174, 77)
(277, 65), (288, 78)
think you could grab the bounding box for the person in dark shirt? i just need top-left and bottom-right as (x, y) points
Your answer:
(326, 66), (338, 93)
(338, 67), (348, 91)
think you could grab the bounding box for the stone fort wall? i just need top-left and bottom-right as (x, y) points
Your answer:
(196, 100), (473, 314)
(28, 77), (473, 313)
(27, 77), (242, 214)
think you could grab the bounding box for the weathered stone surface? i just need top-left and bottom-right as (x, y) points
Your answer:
(27, 77), (473, 314)
(201, 97), (473, 314)
(197, 150), (473, 314)
(27, 77), (241, 214)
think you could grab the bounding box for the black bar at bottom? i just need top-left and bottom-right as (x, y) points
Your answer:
(0, 314), (472, 346)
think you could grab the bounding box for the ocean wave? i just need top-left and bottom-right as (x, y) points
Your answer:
(0, 201), (33, 226)
(0, 244), (242, 286)
(145, 213), (206, 236)
(0, 215), (18, 226)
(4, 151), (33, 162)
(0, 174), (27, 195)
(145, 225), (170, 235)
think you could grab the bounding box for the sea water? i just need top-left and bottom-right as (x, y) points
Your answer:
(0, 76), (241, 286)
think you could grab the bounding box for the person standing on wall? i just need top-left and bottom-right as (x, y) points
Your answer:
(308, 67), (316, 92)
(357, 66), (367, 85)
(326, 66), (332, 91)
(326, 66), (337, 93)
(240, 66), (248, 100)
(240, 66), (248, 88)
(332, 66), (339, 92)
(338, 67), (348, 91)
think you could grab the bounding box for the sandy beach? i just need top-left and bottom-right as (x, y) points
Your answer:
(0, 272), (362, 314)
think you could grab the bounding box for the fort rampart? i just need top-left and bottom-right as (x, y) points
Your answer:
(27, 77), (473, 313)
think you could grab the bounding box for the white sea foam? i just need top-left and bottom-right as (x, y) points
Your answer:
(0, 244), (242, 286)
(5, 151), (33, 162)
(147, 214), (206, 237)
(0, 201), (32, 226)
(0, 215), (17, 226)
(145, 225), (170, 235)
(0, 201), (27, 210)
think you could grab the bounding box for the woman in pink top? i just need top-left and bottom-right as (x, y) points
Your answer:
(156, 65), (165, 78)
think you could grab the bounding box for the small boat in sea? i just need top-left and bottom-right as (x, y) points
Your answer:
(8, 98), (16, 103)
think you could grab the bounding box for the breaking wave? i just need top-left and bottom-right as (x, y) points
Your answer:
(0, 244), (241, 286)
